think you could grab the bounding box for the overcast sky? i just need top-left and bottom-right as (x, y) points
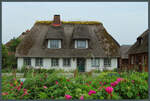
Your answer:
(2, 2), (148, 45)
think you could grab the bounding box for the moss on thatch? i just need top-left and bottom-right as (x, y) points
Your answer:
(96, 28), (120, 56)
(35, 20), (102, 25)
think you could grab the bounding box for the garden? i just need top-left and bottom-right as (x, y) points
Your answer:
(2, 68), (148, 100)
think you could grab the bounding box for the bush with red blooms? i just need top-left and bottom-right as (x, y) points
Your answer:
(2, 71), (148, 100)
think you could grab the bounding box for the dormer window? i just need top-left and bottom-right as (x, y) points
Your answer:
(48, 40), (61, 48)
(137, 37), (143, 45)
(75, 40), (88, 48)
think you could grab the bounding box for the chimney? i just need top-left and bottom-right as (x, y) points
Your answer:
(52, 15), (61, 26)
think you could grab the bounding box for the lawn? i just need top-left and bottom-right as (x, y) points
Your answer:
(1, 69), (148, 100)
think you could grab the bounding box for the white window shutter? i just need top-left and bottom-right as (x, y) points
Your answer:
(86, 40), (88, 48)
(75, 40), (77, 48)
(48, 40), (50, 48)
(59, 40), (61, 48)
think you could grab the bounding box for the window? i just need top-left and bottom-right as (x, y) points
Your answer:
(48, 40), (61, 48)
(35, 58), (43, 66)
(24, 58), (31, 66)
(131, 56), (134, 64)
(104, 58), (111, 67)
(143, 56), (146, 64)
(91, 58), (100, 67)
(51, 58), (59, 67)
(75, 40), (88, 48)
(63, 58), (71, 67)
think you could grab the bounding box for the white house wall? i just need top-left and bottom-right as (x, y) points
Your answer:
(17, 57), (118, 71)
(17, 58), (23, 70)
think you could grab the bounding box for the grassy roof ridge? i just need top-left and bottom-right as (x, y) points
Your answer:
(35, 20), (102, 25)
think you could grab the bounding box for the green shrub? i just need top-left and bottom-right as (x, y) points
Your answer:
(2, 71), (148, 100)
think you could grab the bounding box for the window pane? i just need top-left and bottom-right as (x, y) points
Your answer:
(49, 40), (60, 48)
(104, 58), (111, 67)
(24, 58), (31, 66)
(77, 40), (86, 48)
(51, 58), (59, 67)
(63, 58), (71, 67)
(91, 58), (99, 67)
(35, 58), (43, 66)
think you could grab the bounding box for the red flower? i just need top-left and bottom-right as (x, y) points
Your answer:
(21, 82), (23, 86)
(99, 81), (102, 85)
(111, 81), (119, 87)
(105, 87), (113, 94)
(22, 89), (28, 96)
(10, 83), (13, 87)
(88, 90), (96, 96)
(67, 79), (70, 82)
(103, 82), (106, 85)
(56, 81), (58, 85)
(65, 95), (72, 100)
(43, 86), (48, 89)
(2, 92), (8, 95)
(17, 85), (21, 91)
(89, 81), (92, 84)
(116, 78), (123, 82)
(132, 80), (135, 84)
(80, 96), (84, 100)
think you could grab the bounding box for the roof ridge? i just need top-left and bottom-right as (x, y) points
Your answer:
(35, 20), (102, 25)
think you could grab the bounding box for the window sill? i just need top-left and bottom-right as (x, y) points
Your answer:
(48, 48), (61, 49)
(63, 66), (71, 67)
(51, 66), (59, 67)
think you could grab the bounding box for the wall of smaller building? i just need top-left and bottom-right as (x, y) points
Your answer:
(128, 53), (148, 72)
(17, 57), (118, 71)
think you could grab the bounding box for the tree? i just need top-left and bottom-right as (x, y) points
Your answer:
(2, 44), (9, 68)
(2, 37), (21, 69)
(8, 37), (21, 52)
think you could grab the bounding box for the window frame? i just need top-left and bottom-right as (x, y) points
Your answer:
(104, 58), (111, 67)
(63, 58), (71, 67)
(91, 58), (100, 67)
(35, 58), (43, 67)
(131, 56), (134, 64)
(51, 58), (59, 67)
(75, 40), (88, 49)
(48, 40), (61, 49)
(23, 58), (31, 66)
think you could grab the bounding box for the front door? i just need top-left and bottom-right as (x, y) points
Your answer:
(77, 58), (85, 72)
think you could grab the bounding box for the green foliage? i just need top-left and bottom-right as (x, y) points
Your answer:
(2, 71), (148, 100)
(8, 37), (21, 52)
(2, 37), (21, 69)
(2, 44), (9, 68)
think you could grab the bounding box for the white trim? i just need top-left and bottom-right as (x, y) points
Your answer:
(86, 40), (88, 48)
(59, 40), (61, 48)
(48, 40), (50, 48)
(75, 40), (77, 48)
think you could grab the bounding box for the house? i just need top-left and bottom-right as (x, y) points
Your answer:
(128, 29), (149, 72)
(15, 15), (120, 72)
(119, 45), (131, 70)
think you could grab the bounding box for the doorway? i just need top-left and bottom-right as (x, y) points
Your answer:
(77, 58), (85, 72)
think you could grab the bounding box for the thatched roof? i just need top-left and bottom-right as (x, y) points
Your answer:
(16, 21), (120, 58)
(72, 25), (91, 39)
(128, 29), (149, 54)
(5, 32), (29, 47)
(120, 45), (131, 59)
(45, 26), (64, 39)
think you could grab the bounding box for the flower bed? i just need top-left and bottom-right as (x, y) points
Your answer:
(2, 71), (148, 100)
